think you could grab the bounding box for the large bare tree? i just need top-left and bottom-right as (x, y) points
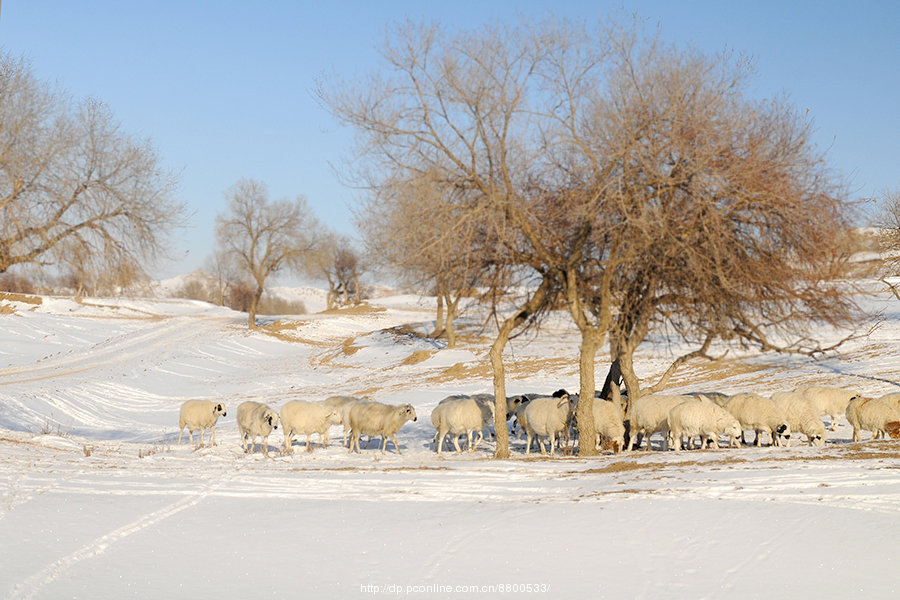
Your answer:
(214, 178), (318, 328)
(321, 17), (863, 457)
(0, 53), (183, 279)
(321, 21), (566, 457)
(581, 40), (862, 406)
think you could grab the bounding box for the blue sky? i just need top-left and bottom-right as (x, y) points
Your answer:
(2, 1), (897, 279)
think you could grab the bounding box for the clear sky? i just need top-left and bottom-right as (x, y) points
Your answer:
(1, 1), (897, 279)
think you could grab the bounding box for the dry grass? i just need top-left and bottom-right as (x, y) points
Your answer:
(259, 319), (331, 347)
(401, 349), (434, 366)
(320, 303), (387, 316)
(0, 291), (42, 313)
(429, 361), (494, 383)
(342, 337), (362, 356)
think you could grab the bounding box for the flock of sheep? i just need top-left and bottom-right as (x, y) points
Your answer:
(176, 385), (900, 457)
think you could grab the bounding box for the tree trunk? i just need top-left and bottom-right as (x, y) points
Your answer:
(444, 292), (459, 348)
(489, 334), (511, 459)
(575, 330), (603, 457)
(489, 276), (553, 459)
(352, 275), (361, 305)
(248, 286), (263, 328)
(431, 287), (445, 338)
(617, 346), (642, 406)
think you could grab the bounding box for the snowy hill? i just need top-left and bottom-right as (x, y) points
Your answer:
(1, 287), (899, 597)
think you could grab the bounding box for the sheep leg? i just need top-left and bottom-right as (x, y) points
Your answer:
(390, 435), (401, 455)
(452, 433), (463, 454)
(178, 428), (185, 446)
(211, 426), (217, 447)
(526, 432), (533, 456)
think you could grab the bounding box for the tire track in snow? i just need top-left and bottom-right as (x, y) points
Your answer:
(6, 467), (234, 600)
(0, 314), (235, 386)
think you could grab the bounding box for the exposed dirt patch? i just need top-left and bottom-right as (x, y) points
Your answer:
(260, 319), (331, 346)
(429, 361), (494, 383)
(664, 357), (772, 387)
(320, 303), (387, 316)
(342, 337), (362, 356)
(0, 292), (42, 306)
(401, 349), (435, 366)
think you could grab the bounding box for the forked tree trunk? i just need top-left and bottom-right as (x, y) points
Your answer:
(490, 277), (553, 459)
(444, 292), (459, 348)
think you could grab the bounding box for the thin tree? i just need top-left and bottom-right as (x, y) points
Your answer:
(876, 188), (900, 299)
(0, 53), (183, 278)
(214, 178), (318, 328)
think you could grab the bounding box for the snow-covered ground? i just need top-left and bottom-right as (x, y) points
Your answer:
(1, 288), (899, 598)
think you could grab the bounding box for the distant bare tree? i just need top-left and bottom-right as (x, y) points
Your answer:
(214, 178), (318, 328)
(877, 189), (900, 298)
(358, 172), (488, 347)
(204, 250), (239, 306)
(0, 53), (183, 279)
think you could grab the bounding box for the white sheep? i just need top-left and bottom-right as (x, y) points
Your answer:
(323, 395), (372, 447)
(522, 395), (575, 456)
(178, 400), (226, 446)
(511, 397), (537, 440)
(793, 385), (861, 430)
(687, 391), (731, 407)
(280, 400), (342, 453)
(770, 391), (826, 447)
(875, 392), (900, 415)
(177, 399), (226, 447)
(591, 399), (625, 453)
(236, 400), (280, 456)
(725, 393), (791, 447)
(667, 397), (743, 450)
(845, 396), (900, 442)
(626, 394), (691, 451)
(348, 402), (418, 455)
(431, 397), (494, 455)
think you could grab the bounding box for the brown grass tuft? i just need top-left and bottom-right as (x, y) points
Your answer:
(0, 292), (42, 306)
(320, 303), (387, 316)
(401, 349), (434, 366)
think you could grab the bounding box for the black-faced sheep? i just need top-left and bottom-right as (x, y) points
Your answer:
(725, 393), (791, 447)
(280, 400), (342, 453)
(348, 402), (418, 455)
(177, 399), (226, 448)
(770, 391), (826, 447)
(522, 395), (575, 456)
(236, 400), (279, 456)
